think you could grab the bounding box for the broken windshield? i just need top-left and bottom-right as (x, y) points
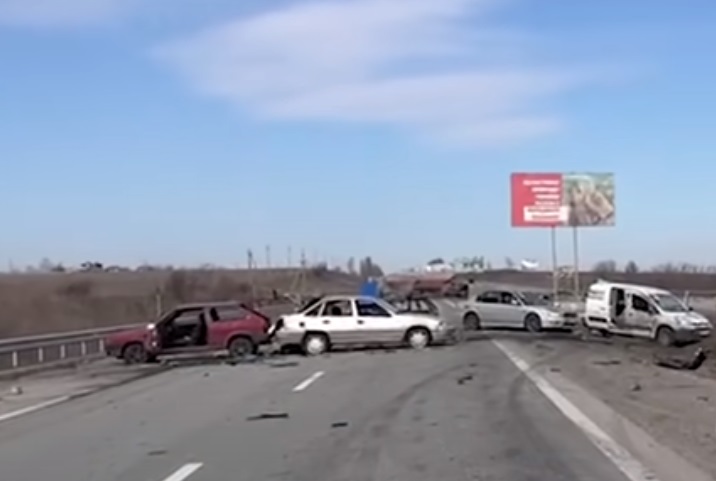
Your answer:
(650, 293), (689, 313)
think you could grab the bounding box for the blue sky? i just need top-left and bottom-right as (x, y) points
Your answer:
(1, 0), (715, 272)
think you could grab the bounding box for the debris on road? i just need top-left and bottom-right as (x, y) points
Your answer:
(9, 385), (23, 395)
(268, 361), (300, 369)
(245, 412), (289, 421)
(331, 421), (349, 428)
(146, 449), (167, 456)
(457, 374), (474, 385)
(593, 359), (622, 366)
(654, 348), (708, 371)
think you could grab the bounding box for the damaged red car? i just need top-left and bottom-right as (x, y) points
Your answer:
(104, 301), (273, 364)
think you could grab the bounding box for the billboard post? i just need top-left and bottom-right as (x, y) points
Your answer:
(550, 226), (558, 300)
(511, 172), (614, 297)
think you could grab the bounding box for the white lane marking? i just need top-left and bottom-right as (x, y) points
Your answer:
(292, 371), (324, 392)
(492, 340), (660, 481)
(0, 395), (71, 423)
(162, 462), (203, 481)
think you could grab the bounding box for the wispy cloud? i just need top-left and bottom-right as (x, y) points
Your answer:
(152, 0), (606, 147)
(0, 0), (135, 27)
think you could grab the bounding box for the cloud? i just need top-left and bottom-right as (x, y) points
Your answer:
(155, 0), (605, 147)
(0, 0), (131, 27)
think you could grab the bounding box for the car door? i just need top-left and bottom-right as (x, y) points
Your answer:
(625, 292), (654, 332)
(498, 291), (526, 327)
(318, 298), (358, 346)
(474, 291), (507, 327)
(354, 298), (400, 344)
(206, 304), (253, 348)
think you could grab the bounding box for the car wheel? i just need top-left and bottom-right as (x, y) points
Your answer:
(228, 337), (255, 359)
(122, 343), (148, 365)
(524, 313), (542, 333)
(656, 326), (675, 347)
(406, 327), (431, 350)
(302, 333), (329, 356)
(463, 312), (481, 331)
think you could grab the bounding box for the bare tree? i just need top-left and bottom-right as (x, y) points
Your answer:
(593, 259), (618, 273)
(504, 257), (515, 269)
(624, 260), (639, 273)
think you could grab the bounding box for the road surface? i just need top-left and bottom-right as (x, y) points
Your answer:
(0, 337), (634, 481)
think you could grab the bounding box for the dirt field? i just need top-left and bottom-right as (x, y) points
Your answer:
(0, 267), (362, 338)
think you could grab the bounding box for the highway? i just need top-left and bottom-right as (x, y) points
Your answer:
(0, 337), (633, 481)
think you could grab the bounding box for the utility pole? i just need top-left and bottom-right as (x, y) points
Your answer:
(287, 246), (293, 268)
(265, 244), (271, 268)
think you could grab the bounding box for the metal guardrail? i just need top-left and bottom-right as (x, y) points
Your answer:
(0, 325), (142, 373)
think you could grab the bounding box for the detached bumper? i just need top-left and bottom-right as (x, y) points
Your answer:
(674, 328), (711, 343)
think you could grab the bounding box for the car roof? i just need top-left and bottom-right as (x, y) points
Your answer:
(175, 301), (243, 309)
(313, 295), (385, 303)
(589, 281), (671, 295)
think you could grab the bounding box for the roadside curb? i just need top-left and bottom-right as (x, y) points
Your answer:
(0, 354), (106, 382)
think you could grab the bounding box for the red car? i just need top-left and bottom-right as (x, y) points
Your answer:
(104, 301), (272, 364)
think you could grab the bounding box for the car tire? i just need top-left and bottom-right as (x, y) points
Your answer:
(122, 343), (148, 365)
(228, 337), (255, 359)
(302, 333), (329, 356)
(656, 326), (675, 347)
(405, 327), (431, 350)
(463, 312), (481, 331)
(524, 313), (542, 333)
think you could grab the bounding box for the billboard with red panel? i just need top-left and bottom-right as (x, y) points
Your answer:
(511, 172), (615, 227)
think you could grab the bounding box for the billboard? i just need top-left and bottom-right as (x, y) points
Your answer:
(511, 172), (615, 227)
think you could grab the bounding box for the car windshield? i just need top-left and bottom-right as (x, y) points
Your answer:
(518, 291), (553, 306)
(650, 293), (689, 313)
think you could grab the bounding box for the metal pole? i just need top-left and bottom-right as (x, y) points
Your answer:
(572, 225), (580, 296)
(551, 226), (558, 300)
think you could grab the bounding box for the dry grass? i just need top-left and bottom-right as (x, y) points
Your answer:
(0, 268), (362, 338)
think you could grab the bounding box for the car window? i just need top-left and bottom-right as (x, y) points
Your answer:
(631, 294), (650, 312)
(170, 309), (203, 326)
(477, 291), (500, 303)
(321, 299), (354, 317)
(500, 292), (519, 305)
(355, 299), (391, 317)
(213, 306), (250, 322)
(303, 302), (323, 317)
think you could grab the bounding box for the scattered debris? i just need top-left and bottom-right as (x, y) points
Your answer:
(457, 374), (474, 385)
(631, 382), (642, 392)
(203, 372), (210, 377)
(245, 412), (289, 421)
(9, 385), (23, 395)
(654, 348), (708, 371)
(550, 367), (561, 372)
(698, 395), (709, 402)
(593, 359), (622, 366)
(268, 361), (300, 369)
(331, 421), (349, 428)
(146, 449), (167, 456)
(226, 355), (263, 366)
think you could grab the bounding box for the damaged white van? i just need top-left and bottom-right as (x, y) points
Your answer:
(583, 280), (712, 346)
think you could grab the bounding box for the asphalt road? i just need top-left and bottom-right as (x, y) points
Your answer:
(0, 335), (635, 481)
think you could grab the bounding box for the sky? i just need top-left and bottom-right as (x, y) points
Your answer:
(1, 0), (715, 272)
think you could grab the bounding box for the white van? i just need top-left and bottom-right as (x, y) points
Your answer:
(583, 280), (712, 346)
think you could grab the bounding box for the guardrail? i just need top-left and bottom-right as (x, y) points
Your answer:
(0, 325), (142, 374)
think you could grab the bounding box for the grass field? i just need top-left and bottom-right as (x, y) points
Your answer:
(0, 267), (362, 338)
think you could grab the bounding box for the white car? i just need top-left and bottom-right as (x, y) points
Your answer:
(271, 295), (453, 355)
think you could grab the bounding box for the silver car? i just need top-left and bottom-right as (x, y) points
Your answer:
(459, 289), (575, 332)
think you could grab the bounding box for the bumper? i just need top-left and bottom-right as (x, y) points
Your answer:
(674, 328), (711, 343)
(274, 330), (304, 347)
(432, 326), (459, 344)
(541, 316), (578, 329)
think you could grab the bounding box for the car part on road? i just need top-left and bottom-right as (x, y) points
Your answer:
(245, 412), (289, 421)
(303, 333), (329, 356)
(122, 343), (148, 364)
(654, 347), (708, 370)
(405, 327), (431, 349)
(331, 421), (349, 428)
(524, 313), (543, 333)
(655, 326), (676, 347)
(463, 312), (481, 331)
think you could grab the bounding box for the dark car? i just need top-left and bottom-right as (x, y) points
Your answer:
(104, 301), (272, 364)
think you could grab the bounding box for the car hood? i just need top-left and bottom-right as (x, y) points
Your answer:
(663, 311), (711, 326)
